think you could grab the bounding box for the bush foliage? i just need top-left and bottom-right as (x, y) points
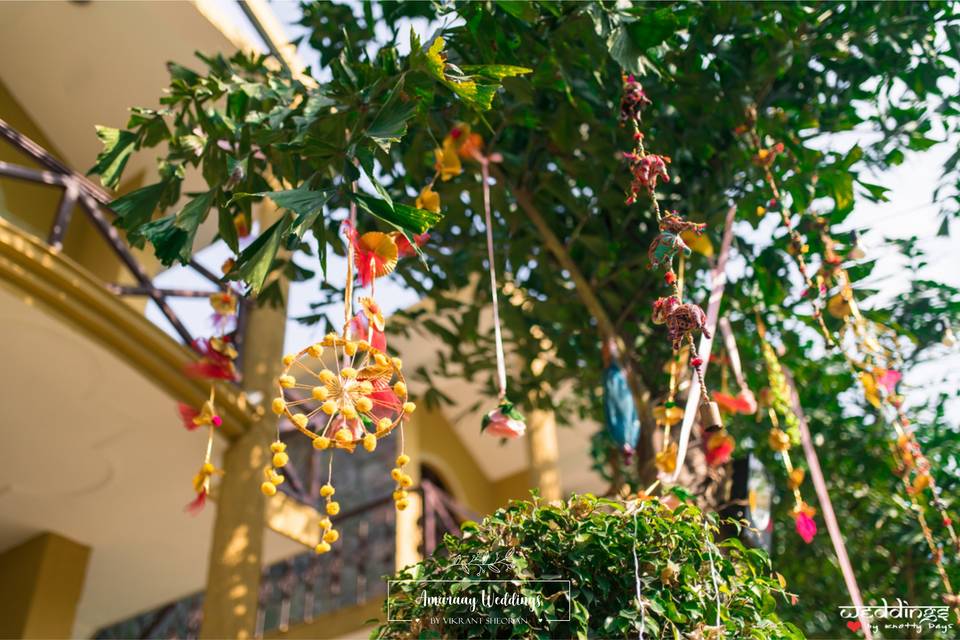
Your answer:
(376, 494), (802, 639)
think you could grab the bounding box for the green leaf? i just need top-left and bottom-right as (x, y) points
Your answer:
(139, 215), (190, 266)
(367, 78), (419, 152)
(226, 212), (292, 295)
(624, 8), (679, 50)
(218, 208), (240, 253)
(831, 172), (854, 211)
(166, 61), (201, 84)
(460, 65), (533, 81)
(607, 27), (659, 78)
(175, 189), (216, 235)
(420, 37), (524, 111)
(110, 182), (165, 245)
(90, 126), (138, 189)
(350, 192), (443, 235)
(136, 189), (214, 266)
(495, 0), (539, 23)
(233, 184), (333, 240)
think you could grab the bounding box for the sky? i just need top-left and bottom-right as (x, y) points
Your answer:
(147, 0), (959, 420)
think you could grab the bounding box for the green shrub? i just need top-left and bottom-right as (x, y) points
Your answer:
(376, 493), (803, 639)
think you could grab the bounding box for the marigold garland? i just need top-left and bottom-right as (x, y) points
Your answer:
(178, 291), (239, 513)
(738, 108), (957, 611)
(757, 318), (817, 544)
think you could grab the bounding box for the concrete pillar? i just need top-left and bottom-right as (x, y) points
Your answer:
(0, 532), (90, 639)
(200, 218), (288, 638)
(395, 417), (422, 571)
(526, 408), (562, 501)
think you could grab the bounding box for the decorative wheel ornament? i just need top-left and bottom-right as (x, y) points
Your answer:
(267, 329), (417, 556)
(259, 180), (439, 557)
(272, 334), (412, 453)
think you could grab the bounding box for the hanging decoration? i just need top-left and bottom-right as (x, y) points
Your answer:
(783, 368), (876, 640)
(265, 144), (450, 554)
(736, 109), (834, 347)
(666, 205), (739, 482)
(619, 75), (721, 483)
(715, 318), (758, 416)
(177, 290), (239, 513)
(702, 317), (759, 468)
(737, 109), (958, 606)
(445, 126), (526, 440)
(820, 248), (960, 620)
(602, 338), (641, 460)
(756, 317), (817, 544)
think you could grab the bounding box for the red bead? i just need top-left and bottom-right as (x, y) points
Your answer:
(769, 198), (777, 208)
(691, 357), (703, 367)
(665, 271), (677, 284)
(944, 517), (953, 527)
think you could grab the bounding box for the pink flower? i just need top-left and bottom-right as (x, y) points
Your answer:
(794, 511), (817, 544)
(481, 400), (526, 439)
(178, 403), (202, 431)
(185, 489), (207, 515)
(394, 232), (430, 258)
(736, 389), (758, 414)
(185, 337), (239, 381)
(713, 390), (758, 415)
(877, 369), (902, 394)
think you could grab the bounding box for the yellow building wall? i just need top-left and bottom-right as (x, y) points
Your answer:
(417, 405), (534, 516)
(0, 532), (91, 639)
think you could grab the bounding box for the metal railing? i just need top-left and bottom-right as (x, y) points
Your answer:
(92, 481), (473, 639)
(0, 118), (246, 359)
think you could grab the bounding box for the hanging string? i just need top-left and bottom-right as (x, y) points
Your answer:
(480, 159), (508, 400)
(719, 318), (747, 391)
(667, 205), (737, 483)
(343, 198), (357, 339)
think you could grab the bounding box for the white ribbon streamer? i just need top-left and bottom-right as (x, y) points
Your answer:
(480, 160), (508, 399)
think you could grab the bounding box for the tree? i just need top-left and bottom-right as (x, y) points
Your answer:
(93, 2), (960, 636)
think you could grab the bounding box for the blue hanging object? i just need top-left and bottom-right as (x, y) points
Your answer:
(602, 341), (640, 453)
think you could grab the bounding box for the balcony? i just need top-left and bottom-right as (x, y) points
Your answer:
(92, 480), (469, 639)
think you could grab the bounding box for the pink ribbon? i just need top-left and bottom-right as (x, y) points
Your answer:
(785, 369), (873, 640)
(667, 206), (736, 482)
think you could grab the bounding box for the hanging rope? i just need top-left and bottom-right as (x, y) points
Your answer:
(480, 159), (508, 400)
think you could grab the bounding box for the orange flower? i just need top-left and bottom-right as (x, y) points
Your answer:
(344, 221), (399, 287)
(434, 135), (462, 181)
(457, 132), (484, 161)
(416, 184), (441, 213)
